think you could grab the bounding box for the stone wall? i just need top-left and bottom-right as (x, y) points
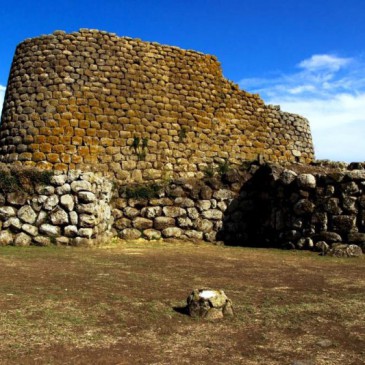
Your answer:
(221, 163), (365, 253)
(1, 164), (365, 252)
(0, 29), (314, 182)
(112, 178), (238, 242)
(0, 169), (113, 246)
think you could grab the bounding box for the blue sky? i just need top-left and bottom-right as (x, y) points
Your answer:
(1, 0), (365, 162)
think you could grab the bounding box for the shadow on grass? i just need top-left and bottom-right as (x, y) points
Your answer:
(173, 306), (189, 316)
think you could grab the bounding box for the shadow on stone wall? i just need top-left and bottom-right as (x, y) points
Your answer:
(217, 164), (279, 247)
(218, 163), (365, 253)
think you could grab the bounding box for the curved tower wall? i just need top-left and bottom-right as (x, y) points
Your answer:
(0, 29), (314, 181)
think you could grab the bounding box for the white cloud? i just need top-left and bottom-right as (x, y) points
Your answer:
(298, 54), (352, 73)
(0, 85), (5, 118)
(239, 54), (365, 162)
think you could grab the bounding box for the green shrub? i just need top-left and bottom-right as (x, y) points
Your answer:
(0, 167), (54, 194)
(121, 183), (162, 199)
(217, 158), (230, 175)
(203, 164), (215, 178)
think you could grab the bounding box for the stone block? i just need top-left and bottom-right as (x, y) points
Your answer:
(133, 217), (153, 230)
(50, 207), (69, 225)
(162, 227), (182, 238)
(154, 216), (175, 230)
(14, 232), (32, 246)
(142, 229), (161, 240)
(64, 225), (78, 238)
(0, 206), (17, 220)
(22, 224), (38, 237)
(332, 215), (357, 233)
(17, 205), (37, 224)
(39, 224), (61, 237)
(0, 230), (13, 246)
(120, 228), (142, 240)
(70, 180), (92, 192)
(162, 206), (186, 218)
(141, 206), (162, 218)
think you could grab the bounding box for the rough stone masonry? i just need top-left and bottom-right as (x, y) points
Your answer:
(0, 29), (314, 183)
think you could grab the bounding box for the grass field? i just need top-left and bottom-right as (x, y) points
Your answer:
(0, 239), (364, 365)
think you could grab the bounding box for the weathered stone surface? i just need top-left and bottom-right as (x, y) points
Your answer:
(17, 205), (37, 224)
(114, 218), (132, 230)
(348, 232), (365, 244)
(0, 30), (314, 183)
(44, 195), (59, 210)
(35, 210), (48, 226)
(39, 223), (61, 236)
(35, 185), (55, 196)
(79, 214), (97, 228)
(64, 225), (78, 237)
(315, 241), (330, 253)
(60, 194), (75, 211)
(174, 197), (195, 207)
(293, 199), (315, 215)
(56, 183), (71, 195)
(143, 229), (161, 240)
(120, 228), (142, 239)
(280, 169), (297, 185)
(197, 183), (211, 199)
(342, 196), (357, 213)
(7, 192), (27, 206)
(187, 207), (199, 220)
(132, 217), (153, 230)
(123, 207), (140, 219)
(50, 174), (67, 186)
(55, 237), (70, 245)
(197, 200), (211, 211)
(162, 206), (186, 218)
(0, 230), (13, 246)
(332, 215), (356, 233)
(187, 289), (234, 319)
(204, 231), (217, 242)
(77, 203), (96, 214)
(213, 189), (235, 200)
(70, 180), (92, 192)
(22, 224), (38, 237)
(341, 181), (359, 195)
(185, 230), (204, 240)
(141, 206), (162, 218)
(14, 232), (32, 246)
(202, 209), (223, 220)
(162, 227), (182, 238)
(78, 228), (94, 238)
(154, 216), (175, 230)
(194, 218), (213, 233)
(69, 211), (78, 225)
(177, 217), (193, 228)
(328, 244), (363, 258)
(50, 207), (69, 225)
(297, 174), (316, 189)
(78, 191), (96, 203)
(323, 198), (342, 214)
(4, 217), (22, 230)
(315, 231), (342, 243)
(149, 198), (174, 206)
(34, 236), (51, 246)
(0, 206), (17, 219)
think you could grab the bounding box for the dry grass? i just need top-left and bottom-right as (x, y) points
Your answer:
(0, 239), (364, 364)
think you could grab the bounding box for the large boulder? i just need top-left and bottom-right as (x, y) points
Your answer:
(187, 289), (234, 319)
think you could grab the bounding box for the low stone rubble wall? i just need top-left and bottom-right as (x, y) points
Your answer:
(112, 179), (238, 242)
(0, 170), (113, 246)
(1, 164), (365, 252)
(221, 163), (365, 252)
